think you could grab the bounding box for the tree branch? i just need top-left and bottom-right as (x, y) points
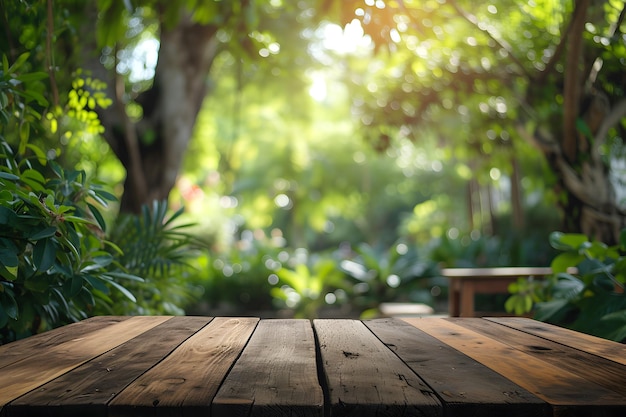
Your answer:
(562, 0), (590, 163)
(586, 2), (626, 87)
(114, 45), (148, 207)
(46, 0), (59, 107)
(594, 98), (626, 155)
(447, 0), (533, 80)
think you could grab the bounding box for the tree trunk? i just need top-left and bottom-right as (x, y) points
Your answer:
(80, 4), (221, 213)
(521, 0), (626, 244)
(119, 19), (220, 213)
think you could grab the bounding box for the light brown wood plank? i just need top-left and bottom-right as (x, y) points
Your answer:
(0, 316), (170, 410)
(314, 319), (441, 417)
(364, 318), (548, 417)
(450, 317), (626, 397)
(212, 319), (323, 417)
(486, 317), (626, 365)
(0, 316), (130, 370)
(108, 317), (259, 417)
(403, 318), (626, 416)
(7, 316), (211, 417)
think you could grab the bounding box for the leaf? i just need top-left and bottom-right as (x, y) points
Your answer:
(105, 278), (137, 302)
(549, 232), (589, 251)
(0, 206), (18, 225)
(29, 226), (58, 240)
(551, 252), (584, 273)
(24, 274), (51, 292)
(0, 291), (18, 319)
(19, 123), (30, 147)
(0, 247), (19, 268)
(0, 171), (20, 181)
(552, 274), (584, 300)
(15, 71), (49, 82)
(25, 144), (48, 165)
(87, 203), (107, 232)
(63, 275), (84, 298)
(104, 271), (144, 282)
(7, 52), (30, 74)
(20, 169), (47, 191)
(33, 238), (56, 272)
(598, 310), (626, 342)
(534, 299), (571, 322)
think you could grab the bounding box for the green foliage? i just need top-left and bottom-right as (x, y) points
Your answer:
(193, 232), (282, 313)
(0, 53), (48, 145)
(506, 230), (626, 342)
(0, 139), (138, 342)
(340, 241), (438, 317)
(101, 200), (205, 316)
(272, 250), (348, 318)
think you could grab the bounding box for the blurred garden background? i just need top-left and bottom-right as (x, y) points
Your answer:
(1, 0), (625, 343)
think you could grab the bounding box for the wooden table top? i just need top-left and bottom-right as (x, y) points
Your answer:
(0, 316), (624, 417)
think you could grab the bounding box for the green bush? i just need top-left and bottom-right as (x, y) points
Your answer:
(506, 230), (626, 342)
(100, 200), (205, 316)
(340, 241), (439, 317)
(190, 231), (283, 314)
(0, 139), (139, 342)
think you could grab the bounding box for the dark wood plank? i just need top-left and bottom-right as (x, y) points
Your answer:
(212, 319), (323, 417)
(364, 318), (548, 417)
(0, 316), (170, 411)
(0, 316), (130, 370)
(314, 319), (441, 417)
(7, 316), (211, 417)
(486, 317), (626, 365)
(108, 317), (259, 417)
(404, 318), (626, 416)
(450, 317), (626, 397)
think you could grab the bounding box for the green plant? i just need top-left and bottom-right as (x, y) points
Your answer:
(272, 249), (348, 318)
(192, 233), (282, 314)
(340, 241), (437, 317)
(0, 139), (139, 342)
(506, 230), (626, 342)
(101, 200), (205, 316)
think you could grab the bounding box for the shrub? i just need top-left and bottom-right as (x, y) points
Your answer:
(506, 230), (626, 342)
(0, 139), (138, 343)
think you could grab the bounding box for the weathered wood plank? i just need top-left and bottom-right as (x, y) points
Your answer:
(0, 316), (170, 410)
(108, 317), (259, 417)
(486, 317), (626, 365)
(212, 319), (323, 417)
(0, 316), (130, 370)
(7, 316), (211, 417)
(404, 318), (626, 416)
(314, 319), (441, 417)
(364, 318), (548, 417)
(450, 317), (626, 397)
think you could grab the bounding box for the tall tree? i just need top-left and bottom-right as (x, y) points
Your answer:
(329, 0), (626, 244)
(71, 0), (321, 213)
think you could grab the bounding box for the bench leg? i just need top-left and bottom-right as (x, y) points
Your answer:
(448, 279), (461, 317)
(460, 281), (475, 317)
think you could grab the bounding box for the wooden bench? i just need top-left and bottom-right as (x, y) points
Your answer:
(1, 315), (624, 416)
(441, 266), (575, 317)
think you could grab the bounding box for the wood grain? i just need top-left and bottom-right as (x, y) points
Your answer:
(364, 318), (548, 417)
(486, 317), (626, 365)
(0, 316), (130, 370)
(7, 316), (211, 417)
(450, 317), (626, 397)
(108, 317), (259, 417)
(314, 319), (441, 417)
(403, 318), (626, 416)
(0, 315), (170, 409)
(212, 319), (323, 417)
